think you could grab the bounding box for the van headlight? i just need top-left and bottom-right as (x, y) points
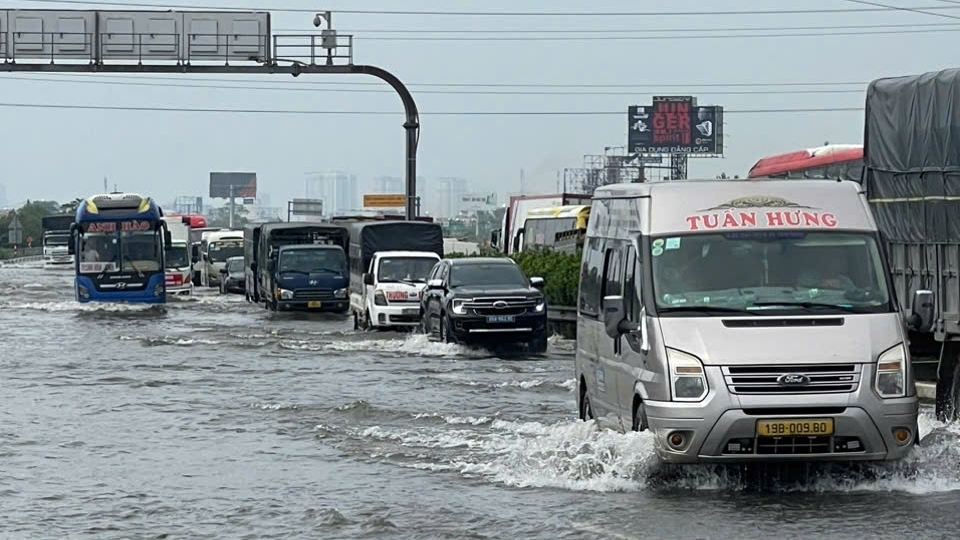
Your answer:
(667, 348), (708, 402)
(452, 299), (466, 315)
(279, 288), (294, 300)
(875, 343), (906, 398)
(334, 287), (348, 299)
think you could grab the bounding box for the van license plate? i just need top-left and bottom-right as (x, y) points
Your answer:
(756, 418), (834, 437)
(307, 301), (322, 308)
(487, 315), (515, 324)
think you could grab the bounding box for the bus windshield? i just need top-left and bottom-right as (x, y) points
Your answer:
(208, 240), (243, 262)
(524, 217), (577, 249)
(78, 229), (163, 274)
(651, 231), (892, 315)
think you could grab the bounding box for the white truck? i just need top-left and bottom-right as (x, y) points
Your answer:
(196, 230), (244, 288)
(162, 216), (193, 296)
(41, 214), (74, 268)
(353, 250), (442, 330)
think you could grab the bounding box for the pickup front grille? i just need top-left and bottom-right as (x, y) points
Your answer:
(723, 364), (860, 394)
(462, 296), (538, 316)
(293, 288), (333, 300)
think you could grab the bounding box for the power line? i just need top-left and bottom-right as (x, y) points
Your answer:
(273, 22), (960, 34)
(8, 72), (873, 89)
(0, 102), (862, 115)
(10, 0), (960, 16)
(339, 27), (959, 40)
(843, 0), (960, 20)
(0, 74), (867, 96)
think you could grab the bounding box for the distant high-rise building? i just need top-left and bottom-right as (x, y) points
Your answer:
(371, 176), (403, 194)
(0, 183), (7, 208)
(423, 177), (468, 218)
(304, 171), (359, 216)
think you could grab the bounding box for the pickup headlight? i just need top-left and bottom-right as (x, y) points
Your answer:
(667, 348), (708, 402)
(534, 298), (545, 312)
(875, 343), (906, 398)
(279, 288), (294, 300)
(452, 299), (466, 315)
(374, 290), (387, 306)
(334, 287), (348, 299)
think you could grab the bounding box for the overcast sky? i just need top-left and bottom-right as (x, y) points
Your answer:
(0, 0), (956, 209)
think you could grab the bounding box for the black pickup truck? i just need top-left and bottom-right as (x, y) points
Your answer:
(419, 257), (548, 353)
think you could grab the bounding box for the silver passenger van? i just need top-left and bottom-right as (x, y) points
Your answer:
(575, 179), (930, 464)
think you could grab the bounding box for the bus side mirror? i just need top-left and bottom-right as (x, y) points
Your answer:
(164, 230), (172, 246)
(267, 260), (276, 272)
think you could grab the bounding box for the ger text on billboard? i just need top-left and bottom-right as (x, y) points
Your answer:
(627, 96), (723, 155)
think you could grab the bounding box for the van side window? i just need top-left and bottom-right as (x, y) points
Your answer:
(578, 237), (603, 317)
(623, 244), (641, 320)
(601, 243), (623, 298)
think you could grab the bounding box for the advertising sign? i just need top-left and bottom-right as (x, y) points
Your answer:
(627, 96), (724, 155)
(363, 194), (406, 207)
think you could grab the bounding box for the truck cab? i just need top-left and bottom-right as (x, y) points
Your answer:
(353, 250), (441, 329)
(265, 244), (350, 312)
(162, 216), (193, 296)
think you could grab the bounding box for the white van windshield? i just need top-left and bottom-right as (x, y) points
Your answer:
(651, 231), (892, 314)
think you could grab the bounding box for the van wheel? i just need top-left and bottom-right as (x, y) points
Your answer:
(579, 386), (594, 421)
(632, 399), (649, 432)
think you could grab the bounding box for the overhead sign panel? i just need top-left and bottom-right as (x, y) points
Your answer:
(209, 172), (257, 199)
(290, 198), (324, 216)
(363, 194), (406, 208)
(627, 96), (724, 156)
(0, 9), (271, 63)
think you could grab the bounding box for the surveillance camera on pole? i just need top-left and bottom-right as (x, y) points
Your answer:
(313, 11), (338, 53)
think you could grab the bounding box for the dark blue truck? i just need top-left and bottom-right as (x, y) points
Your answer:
(257, 223), (351, 313)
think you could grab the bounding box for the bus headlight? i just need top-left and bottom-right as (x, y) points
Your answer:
(667, 348), (708, 402)
(78, 284), (90, 299)
(334, 287), (348, 299)
(279, 288), (294, 300)
(153, 283), (163, 297)
(875, 344), (906, 398)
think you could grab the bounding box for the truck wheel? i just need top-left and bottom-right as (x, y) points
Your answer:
(947, 362), (960, 423)
(192, 272), (201, 286)
(353, 311), (360, 330)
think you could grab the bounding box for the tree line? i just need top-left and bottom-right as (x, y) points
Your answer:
(1, 198), (83, 253)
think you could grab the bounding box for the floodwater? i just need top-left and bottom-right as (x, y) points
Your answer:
(1, 263), (959, 540)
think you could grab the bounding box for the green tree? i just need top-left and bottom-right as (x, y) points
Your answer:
(59, 198), (84, 214)
(208, 204), (249, 228)
(0, 199), (60, 249)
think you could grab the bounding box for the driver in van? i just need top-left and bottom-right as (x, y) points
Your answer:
(655, 240), (706, 296)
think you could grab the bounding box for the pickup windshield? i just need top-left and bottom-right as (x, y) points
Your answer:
(377, 256), (437, 282)
(278, 248), (346, 274)
(450, 263), (528, 288)
(651, 231), (892, 315)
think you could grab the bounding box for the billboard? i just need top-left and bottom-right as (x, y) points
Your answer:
(209, 172), (257, 199)
(363, 194), (406, 207)
(290, 198), (324, 216)
(627, 96), (723, 155)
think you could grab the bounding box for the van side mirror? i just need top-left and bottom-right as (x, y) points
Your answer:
(602, 295), (635, 339)
(427, 278), (443, 289)
(907, 289), (934, 332)
(266, 260), (276, 273)
(219, 268), (228, 275)
(363, 272), (374, 286)
(164, 230), (172, 246)
(529, 276), (544, 288)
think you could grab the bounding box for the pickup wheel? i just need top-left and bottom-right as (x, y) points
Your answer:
(440, 314), (457, 344)
(528, 331), (548, 354)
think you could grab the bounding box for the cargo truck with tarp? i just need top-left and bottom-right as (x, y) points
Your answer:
(863, 67), (960, 421)
(257, 223), (351, 312)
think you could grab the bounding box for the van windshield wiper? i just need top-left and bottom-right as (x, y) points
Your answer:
(658, 305), (756, 315)
(749, 301), (866, 313)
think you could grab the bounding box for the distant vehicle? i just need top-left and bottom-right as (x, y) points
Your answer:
(576, 179), (922, 465)
(521, 204), (591, 251)
(346, 220), (444, 330)
(162, 215), (193, 296)
(195, 230), (243, 288)
(243, 222), (267, 302)
(491, 193), (593, 255)
(258, 223), (351, 312)
(168, 213), (207, 229)
(41, 214), (74, 268)
(747, 144), (863, 181)
(419, 257), (548, 352)
(68, 192), (171, 304)
(219, 255), (246, 295)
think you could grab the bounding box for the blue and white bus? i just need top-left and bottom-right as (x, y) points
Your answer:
(69, 192), (172, 304)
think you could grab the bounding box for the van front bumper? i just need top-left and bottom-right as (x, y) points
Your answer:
(643, 366), (919, 464)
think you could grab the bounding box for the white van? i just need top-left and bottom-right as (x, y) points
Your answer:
(352, 250), (441, 329)
(576, 179), (927, 464)
(197, 230), (244, 287)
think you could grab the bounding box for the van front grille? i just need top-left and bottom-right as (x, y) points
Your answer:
(723, 364), (860, 394)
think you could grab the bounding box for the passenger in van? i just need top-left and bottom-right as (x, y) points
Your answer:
(796, 257), (856, 290)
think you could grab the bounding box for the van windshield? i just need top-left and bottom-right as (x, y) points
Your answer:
(651, 231), (892, 315)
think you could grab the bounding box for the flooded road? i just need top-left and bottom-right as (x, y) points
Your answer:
(2, 263), (960, 539)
